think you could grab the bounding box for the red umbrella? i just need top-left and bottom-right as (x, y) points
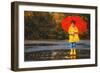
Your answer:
(61, 16), (87, 33)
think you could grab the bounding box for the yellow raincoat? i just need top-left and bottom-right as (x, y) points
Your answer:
(68, 25), (80, 42)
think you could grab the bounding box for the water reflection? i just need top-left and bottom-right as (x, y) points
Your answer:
(25, 49), (90, 61)
(70, 55), (76, 59)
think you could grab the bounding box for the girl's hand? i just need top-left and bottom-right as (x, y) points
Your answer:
(72, 32), (74, 34)
(71, 32), (74, 36)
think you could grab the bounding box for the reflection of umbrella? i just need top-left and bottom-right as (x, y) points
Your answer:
(61, 16), (87, 33)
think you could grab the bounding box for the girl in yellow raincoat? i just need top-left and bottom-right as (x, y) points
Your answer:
(68, 21), (80, 55)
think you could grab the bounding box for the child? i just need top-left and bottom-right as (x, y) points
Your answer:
(68, 21), (80, 55)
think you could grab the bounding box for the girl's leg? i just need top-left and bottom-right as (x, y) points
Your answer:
(73, 42), (76, 48)
(73, 42), (77, 55)
(69, 42), (73, 49)
(69, 43), (73, 55)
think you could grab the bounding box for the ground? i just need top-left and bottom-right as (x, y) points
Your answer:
(24, 40), (90, 61)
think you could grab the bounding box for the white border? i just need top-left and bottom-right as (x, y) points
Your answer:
(18, 5), (96, 68)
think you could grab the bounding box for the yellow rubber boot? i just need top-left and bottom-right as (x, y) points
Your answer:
(70, 49), (73, 56)
(73, 49), (76, 55)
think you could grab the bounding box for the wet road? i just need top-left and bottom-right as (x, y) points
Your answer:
(24, 40), (90, 61)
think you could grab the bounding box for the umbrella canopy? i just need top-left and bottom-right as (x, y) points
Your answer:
(61, 16), (87, 33)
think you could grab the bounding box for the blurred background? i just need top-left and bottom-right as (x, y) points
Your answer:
(24, 11), (90, 40)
